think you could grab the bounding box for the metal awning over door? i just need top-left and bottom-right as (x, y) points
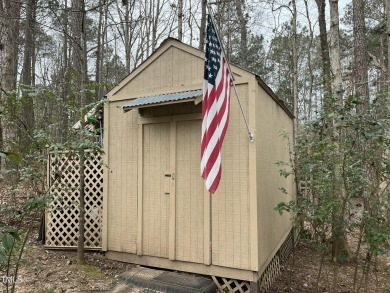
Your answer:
(123, 89), (202, 112)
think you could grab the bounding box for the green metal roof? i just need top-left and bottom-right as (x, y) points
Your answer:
(123, 89), (202, 111)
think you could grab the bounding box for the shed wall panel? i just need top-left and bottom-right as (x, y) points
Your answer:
(211, 83), (251, 270)
(112, 47), (204, 101)
(175, 120), (204, 263)
(107, 101), (138, 253)
(255, 86), (294, 269)
(142, 123), (170, 258)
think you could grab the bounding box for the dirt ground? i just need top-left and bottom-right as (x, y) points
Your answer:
(3, 232), (388, 293)
(1, 185), (390, 293)
(267, 240), (390, 293)
(9, 234), (135, 293)
(0, 183), (135, 293)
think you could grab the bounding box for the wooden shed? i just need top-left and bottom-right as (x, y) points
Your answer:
(102, 38), (295, 291)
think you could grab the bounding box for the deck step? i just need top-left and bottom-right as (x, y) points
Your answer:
(111, 266), (217, 293)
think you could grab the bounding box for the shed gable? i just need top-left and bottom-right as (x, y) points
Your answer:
(109, 46), (204, 101)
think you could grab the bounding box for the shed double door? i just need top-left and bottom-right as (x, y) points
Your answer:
(140, 117), (206, 264)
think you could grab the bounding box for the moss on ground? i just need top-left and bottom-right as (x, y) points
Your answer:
(77, 263), (102, 278)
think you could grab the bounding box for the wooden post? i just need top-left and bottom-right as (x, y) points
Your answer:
(77, 148), (86, 264)
(102, 103), (109, 251)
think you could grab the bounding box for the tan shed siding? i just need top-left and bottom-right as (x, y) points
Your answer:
(211, 83), (251, 270)
(142, 123), (170, 258)
(172, 47), (203, 88)
(107, 101), (138, 253)
(255, 86), (294, 269)
(175, 120), (204, 263)
(111, 47), (204, 101)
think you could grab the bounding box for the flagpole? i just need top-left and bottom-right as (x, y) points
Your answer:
(206, 4), (254, 143)
(231, 79), (254, 142)
(209, 192), (212, 265)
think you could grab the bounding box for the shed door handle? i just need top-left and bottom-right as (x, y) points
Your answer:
(164, 173), (175, 180)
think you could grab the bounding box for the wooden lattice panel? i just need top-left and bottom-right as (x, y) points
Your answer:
(45, 150), (103, 249)
(278, 230), (293, 263)
(258, 229), (295, 292)
(258, 254), (281, 292)
(212, 276), (251, 293)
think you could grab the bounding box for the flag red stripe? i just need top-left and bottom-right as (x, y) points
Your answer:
(201, 88), (219, 159)
(201, 59), (228, 158)
(201, 138), (220, 179)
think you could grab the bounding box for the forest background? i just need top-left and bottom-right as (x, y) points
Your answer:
(0, 0), (389, 292)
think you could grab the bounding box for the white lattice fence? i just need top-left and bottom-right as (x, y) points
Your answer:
(45, 150), (103, 249)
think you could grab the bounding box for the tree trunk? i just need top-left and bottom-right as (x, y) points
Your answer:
(117, 0), (135, 73)
(188, 0), (193, 46)
(303, 0), (314, 121)
(316, 0), (351, 262)
(353, 0), (369, 111)
(388, 0), (390, 81)
(152, 0), (161, 51)
(124, 1), (130, 72)
(60, 0), (70, 142)
(71, 0), (87, 265)
(291, 0), (298, 137)
(71, 0), (86, 105)
(178, 0), (183, 41)
(329, 0), (350, 262)
(387, 0), (390, 121)
(315, 0), (332, 104)
(20, 0), (37, 147)
(101, 2), (108, 86)
(235, 0), (248, 68)
(199, 0), (206, 50)
(0, 0), (4, 169)
(329, 0), (342, 95)
(95, 0), (103, 101)
(2, 0), (20, 93)
(1, 0), (21, 176)
(145, 0), (151, 58)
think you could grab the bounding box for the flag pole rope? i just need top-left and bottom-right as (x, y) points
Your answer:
(206, 4), (254, 143)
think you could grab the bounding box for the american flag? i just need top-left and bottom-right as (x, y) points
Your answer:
(201, 14), (232, 194)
